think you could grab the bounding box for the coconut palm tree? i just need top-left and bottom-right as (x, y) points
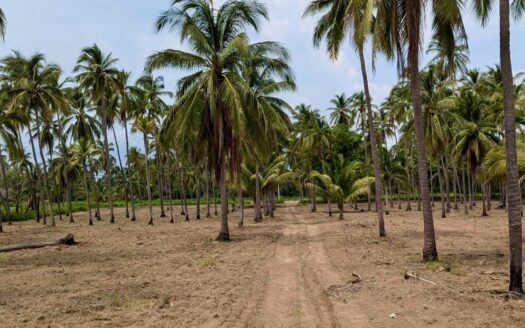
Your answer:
(304, 0), (386, 235)
(1, 52), (66, 227)
(374, 0), (467, 260)
(328, 93), (354, 126)
(148, 0), (270, 241)
(74, 44), (119, 223)
(472, 0), (525, 293)
(69, 139), (96, 225)
(132, 116), (156, 225)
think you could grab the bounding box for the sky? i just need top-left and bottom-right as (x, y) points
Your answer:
(1, 0), (524, 155)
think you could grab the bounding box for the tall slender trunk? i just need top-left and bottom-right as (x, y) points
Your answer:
(254, 164), (263, 222)
(156, 154), (166, 218)
(195, 165), (201, 220)
(82, 160), (94, 226)
(444, 155), (451, 213)
(430, 166), (434, 207)
(101, 106), (115, 223)
(453, 165), (459, 210)
(143, 133), (153, 225)
(481, 183), (488, 217)
(34, 111), (55, 226)
(216, 151), (230, 241)
(90, 159), (101, 220)
(500, 0), (523, 293)
(213, 179), (218, 216)
(112, 126), (128, 218)
(438, 159), (446, 219)
(462, 166), (468, 215)
(168, 174), (174, 224)
(179, 170), (186, 216)
(206, 163), (211, 218)
(407, 7), (438, 261)
(124, 114), (136, 221)
(487, 184), (492, 211)
(49, 151), (63, 222)
(27, 123), (46, 224)
(467, 167), (473, 210)
(0, 152), (11, 226)
(237, 165), (244, 227)
(358, 46), (386, 237)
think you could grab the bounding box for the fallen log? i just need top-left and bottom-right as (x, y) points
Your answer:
(0, 234), (76, 253)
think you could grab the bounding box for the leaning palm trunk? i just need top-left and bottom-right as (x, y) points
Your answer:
(124, 115), (136, 221)
(359, 46), (386, 236)
(407, 8), (438, 261)
(500, 0), (523, 293)
(143, 133), (153, 225)
(101, 109), (115, 223)
(254, 164), (263, 222)
(34, 113), (55, 227)
(82, 160), (94, 226)
(0, 153), (11, 226)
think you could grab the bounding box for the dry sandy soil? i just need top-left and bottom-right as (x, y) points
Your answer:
(0, 201), (524, 327)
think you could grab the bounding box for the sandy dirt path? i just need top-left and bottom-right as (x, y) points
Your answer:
(238, 207), (380, 328)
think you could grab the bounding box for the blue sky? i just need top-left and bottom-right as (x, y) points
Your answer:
(1, 0), (524, 154)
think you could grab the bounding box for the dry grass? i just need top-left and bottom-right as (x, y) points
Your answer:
(0, 201), (524, 327)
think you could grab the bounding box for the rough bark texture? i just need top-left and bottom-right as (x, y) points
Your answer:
(407, 0), (438, 261)
(0, 234), (75, 253)
(359, 47), (386, 236)
(500, 0), (523, 293)
(216, 153), (230, 241)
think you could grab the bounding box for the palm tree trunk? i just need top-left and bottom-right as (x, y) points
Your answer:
(254, 164), (263, 222)
(358, 47), (387, 238)
(124, 115), (136, 221)
(217, 151), (230, 241)
(179, 170), (185, 216)
(156, 154), (166, 218)
(338, 200), (344, 220)
(500, 0), (523, 293)
(33, 113), (55, 227)
(101, 108), (115, 223)
(438, 159), (446, 219)
(444, 154), (451, 213)
(195, 165), (201, 220)
(467, 166), (473, 210)
(407, 9), (438, 260)
(0, 151), (11, 225)
(90, 160), (101, 220)
(481, 183), (488, 217)
(27, 122), (47, 225)
(49, 151), (63, 223)
(206, 163), (211, 218)
(462, 166), (468, 215)
(453, 165), (459, 210)
(213, 179), (218, 216)
(112, 126), (128, 218)
(143, 133), (153, 225)
(237, 166), (244, 227)
(168, 175), (174, 224)
(487, 184), (492, 211)
(82, 159), (94, 226)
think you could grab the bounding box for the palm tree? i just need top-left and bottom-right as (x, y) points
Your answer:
(148, 0), (270, 241)
(305, 0), (386, 235)
(473, 0), (525, 294)
(374, 0), (466, 259)
(74, 44), (119, 223)
(132, 116), (156, 225)
(131, 74), (172, 219)
(0, 95), (25, 230)
(70, 139), (96, 225)
(328, 93), (354, 126)
(1, 52), (66, 227)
